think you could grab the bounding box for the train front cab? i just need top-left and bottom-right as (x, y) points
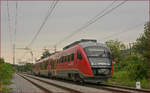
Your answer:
(77, 45), (113, 83)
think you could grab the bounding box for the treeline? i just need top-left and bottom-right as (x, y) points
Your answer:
(16, 63), (33, 72)
(105, 22), (149, 89)
(0, 58), (15, 92)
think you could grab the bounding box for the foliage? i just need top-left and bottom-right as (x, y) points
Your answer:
(133, 22), (150, 59)
(16, 63), (33, 72)
(0, 58), (14, 92)
(105, 22), (150, 89)
(107, 71), (149, 89)
(40, 49), (51, 59)
(105, 40), (126, 63)
(120, 54), (148, 80)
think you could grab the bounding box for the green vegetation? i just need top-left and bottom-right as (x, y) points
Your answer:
(0, 58), (15, 92)
(105, 22), (150, 89)
(40, 49), (51, 59)
(105, 40), (126, 63)
(16, 63), (33, 72)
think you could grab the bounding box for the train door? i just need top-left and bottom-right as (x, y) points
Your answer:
(50, 59), (57, 77)
(77, 49), (83, 64)
(54, 59), (57, 76)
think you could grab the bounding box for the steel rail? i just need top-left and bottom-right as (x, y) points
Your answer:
(38, 74), (149, 93)
(58, 78), (150, 93)
(100, 83), (150, 93)
(19, 73), (83, 93)
(22, 73), (150, 93)
(18, 73), (53, 93)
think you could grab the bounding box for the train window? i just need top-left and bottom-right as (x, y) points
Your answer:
(59, 57), (61, 63)
(71, 53), (74, 61)
(62, 56), (64, 62)
(68, 55), (70, 62)
(64, 56), (65, 62)
(77, 50), (82, 60)
(45, 61), (48, 69)
(43, 62), (45, 69)
(40, 63), (42, 69)
(61, 57), (63, 63)
(57, 59), (59, 64)
(65, 56), (67, 62)
(62, 56), (64, 63)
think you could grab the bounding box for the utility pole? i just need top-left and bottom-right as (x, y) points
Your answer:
(30, 51), (33, 62)
(129, 43), (132, 55)
(13, 44), (15, 65)
(129, 42), (135, 55)
(16, 47), (34, 63)
(54, 45), (57, 53)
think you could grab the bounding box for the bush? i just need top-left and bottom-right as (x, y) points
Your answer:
(105, 22), (149, 89)
(141, 78), (149, 89)
(0, 58), (14, 92)
(107, 71), (149, 89)
(106, 54), (149, 89)
(119, 54), (148, 80)
(0, 63), (14, 85)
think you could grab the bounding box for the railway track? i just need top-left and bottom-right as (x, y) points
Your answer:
(54, 76), (150, 93)
(19, 73), (150, 93)
(18, 74), (52, 93)
(18, 73), (84, 93)
(99, 83), (150, 93)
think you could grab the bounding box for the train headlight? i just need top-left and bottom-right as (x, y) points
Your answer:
(97, 62), (111, 65)
(91, 62), (97, 65)
(98, 69), (110, 75)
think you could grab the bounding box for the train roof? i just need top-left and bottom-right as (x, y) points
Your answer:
(63, 39), (97, 50)
(79, 41), (108, 48)
(35, 39), (110, 64)
(63, 39), (109, 50)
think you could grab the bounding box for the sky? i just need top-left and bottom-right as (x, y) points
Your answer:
(1, 0), (149, 64)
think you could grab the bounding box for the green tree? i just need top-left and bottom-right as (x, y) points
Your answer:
(24, 63), (33, 72)
(133, 22), (150, 59)
(40, 49), (51, 59)
(0, 58), (14, 92)
(105, 40), (126, 63)
(132, 22), (150, 79)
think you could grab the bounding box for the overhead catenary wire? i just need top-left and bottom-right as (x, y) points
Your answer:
(27, 0), (59, 47)
(7, 0), (12, 44)
(7, 0), (14, 64)
(80, 0), (117, 29)
(13, 1), (18, 64)
(14, 1), (18, 44)
(55, 0), (127, 46)
(99, 22), (145, 42)
(19, 0), (59, 62)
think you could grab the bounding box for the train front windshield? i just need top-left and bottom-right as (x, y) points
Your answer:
(84, 46), (112, 66)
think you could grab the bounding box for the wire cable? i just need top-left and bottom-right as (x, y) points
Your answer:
(99, 22), (145, 41)
(27, 0), (59, 47)
(55, 0), (127, 46)
(7, 0), (12, 44)
(14, 1), (18, 44)
(19, 0), (59, 61)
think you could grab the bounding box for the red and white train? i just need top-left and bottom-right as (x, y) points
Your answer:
(33, 39), (113, 83)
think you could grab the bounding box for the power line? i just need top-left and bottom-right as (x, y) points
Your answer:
(13, 1), (18, 65)
(14, 1), (18, 43)
(81, 0), (117, 29)
(55, 0), (127, 46)
(7, 0), (12, 44)
(7, 0), (13, 63)
(19, 0), (59, 61)
(99, 22), (145, 41)
(27, 0), (59, 47)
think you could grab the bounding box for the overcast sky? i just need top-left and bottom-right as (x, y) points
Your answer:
(1, 1), (149, 64)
